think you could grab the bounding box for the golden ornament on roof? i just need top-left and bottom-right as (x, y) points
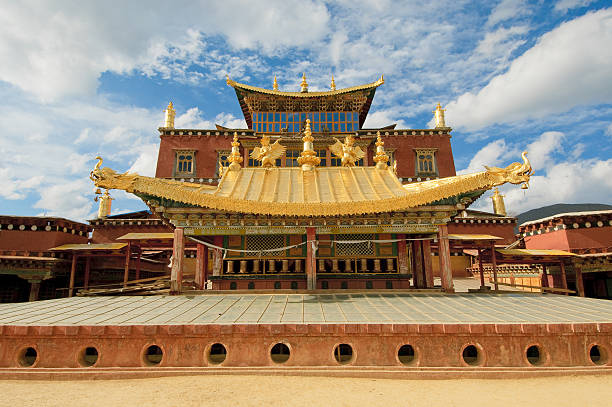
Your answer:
(297, 119), (320, 171)
(250, 135), (286, 167)
(372, 131), (389, 170)
(273, 75), (278, 91)
(227, 133), (243, 171)
(329, 135), (365, 167)
(330, 75), (336, 91)
(300, 73), (308, 93)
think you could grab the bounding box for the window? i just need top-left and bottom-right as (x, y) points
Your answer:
(251, 111), (359, 133)
(247, 149), (257, 167)
(285, 149), (300, 167)
(217, 150), (231, 177)
(317, 149), (327, 167)
(414, 149), (437, 176)
(331, 157), (342, 167)
(175, 150), (196, 176)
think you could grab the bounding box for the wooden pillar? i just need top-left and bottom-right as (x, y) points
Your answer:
(422, 239), (434, 288)
(84, 256), (91, 290)
(306, 227), (316, 290)
(490, 243), (498, 291)
(575, 264), (585, 297)
(541, 264), (549, 288)
(212, 236), (223, 277)
(135, 246), (141, 281)
(69, 254), (78, 297)
(170, 227), (185, 294)
(413, 240), (424, 289)
(28, 280), (41, 302)
(397, 236), (410, 275)
(195, 243), (206, 290)
(437, 225), (454, 292)
(477, 249), (486, 289)
(123, 241), (131, 287)
(559, 261), (568, 295)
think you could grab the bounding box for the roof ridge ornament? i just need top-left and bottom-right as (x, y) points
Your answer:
(164, 102), (175, 129)
(250, 134), (286, 167)
(373, 131), (390, 170)
(491, 187), (507, 216)
(329, 135), (365, 167)
(433, 102), (446, 128)
(330, 74), (336, 91)
(273, 75), (279, 91)
(300, 73), (308, 93)
(228, 133), (243, 171)
(297, 119), (320, 171)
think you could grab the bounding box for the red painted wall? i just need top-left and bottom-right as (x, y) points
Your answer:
(156, 135), (234, 179)
(383, 134), (456, 178)
(91, 224), (172, 244)
(449, 222), (517, 245)
(524, 227), (612, 251)
(0, 230), (88, 252)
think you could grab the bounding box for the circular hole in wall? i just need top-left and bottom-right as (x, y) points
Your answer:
(334, 344), (353, 364)
(270, 343), (291, 364)
(208, 343), (227, 364)
(18, 347), (38, 367)
(79, 347), (99, 367)
(398, 344), (415, 365)
(462, 345), (480, 366)
(144, 345), (163, 366)
(589, 345), (608, 365)
(526, 345), (542, 365)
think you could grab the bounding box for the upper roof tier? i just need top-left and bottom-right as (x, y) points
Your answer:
(226, 75), (384, 129)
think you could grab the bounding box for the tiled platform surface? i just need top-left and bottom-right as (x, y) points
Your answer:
(1, 293), (611, 326)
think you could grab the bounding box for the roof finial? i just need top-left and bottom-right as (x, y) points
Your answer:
(491, 188), (507, 216)
(94, 189), (113, 218)
(227, 132), (243, 171)
(300, 73), (308, 93)
(330, 74), (336, 91)
(297, 119), (320, 171)
(164, 102), (176, 128)
(273, 75), (279, 91)
(373, 131), (390, 170)
(433, 102), (446, 128)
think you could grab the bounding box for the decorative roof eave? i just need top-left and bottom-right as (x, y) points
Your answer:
(89, 153), (533, 217)
(226, 75), (384, 98)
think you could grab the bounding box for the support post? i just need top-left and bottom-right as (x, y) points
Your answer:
(490, 243), (498, 291)
(541, 264), (549, 288)
(170, 227), (185, 294)
(397, 236), (410, 288)
(437, 225), (454, 292)
(84, 256), (91, 290)
(195, 243), (206, 290)
(28, 280), (41, 302)
(123, 241), (131, 287)
(135, 246), (141, 281)
(69, 254), (77, 297)
(559, 261), (568, 295)
(306, 227), (316, 290)
(575, 264), (585, 297)
(212, 236), (223, 277)
(422, 239), (434, 288)
(413, 240), (424, 289)
(477, 249), (486, 290)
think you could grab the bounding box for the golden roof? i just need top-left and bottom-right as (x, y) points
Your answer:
(226, 75), (384, 98)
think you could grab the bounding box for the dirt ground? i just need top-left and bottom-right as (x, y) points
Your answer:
(0, 374), (611, 407)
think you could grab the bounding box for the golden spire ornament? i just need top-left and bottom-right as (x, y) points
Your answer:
(227, 132), (243, 171)
(300, 73), (308, 93)
(297, 119), (320, 171)
(273, 75), (279, 91)
(373, 131), (390, 170)
(164, 102), (176, 128)
(94, 189), (113, 218)
(330, 74), (336, 91)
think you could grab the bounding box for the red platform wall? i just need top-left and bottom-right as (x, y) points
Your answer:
(156, 135), (234, 179)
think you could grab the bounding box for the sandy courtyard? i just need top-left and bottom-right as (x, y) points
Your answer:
(0, 374), (611, 407)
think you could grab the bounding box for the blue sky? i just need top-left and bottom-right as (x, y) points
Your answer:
(0, 0), (611, 221)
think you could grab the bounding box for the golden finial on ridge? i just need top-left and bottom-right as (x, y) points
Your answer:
(373, 131), (390, 170)
(330, 74), (336, 91)
(273, 75), (279, 91)
(228, 132), (243, 171)
(297, 119), (320, 171)
(433, 102), (446, 128)
(164, 101), (176, 129)
(300, 73), (308, 93)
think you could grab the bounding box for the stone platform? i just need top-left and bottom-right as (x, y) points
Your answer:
(0, 292), (611, 376)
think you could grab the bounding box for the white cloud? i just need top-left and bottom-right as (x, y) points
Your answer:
(362, 110), (410, 129)
(554, 0), (596, 13)
(487, 0), (529, 27)
(525, 131), (564, 170)
(446, 8), (612, 131)
(458, 139), (519, 174)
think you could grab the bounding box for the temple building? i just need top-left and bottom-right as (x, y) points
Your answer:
(89, 74), (532, 294)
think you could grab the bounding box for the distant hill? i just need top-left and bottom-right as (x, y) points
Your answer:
(517, 203), (612, 226)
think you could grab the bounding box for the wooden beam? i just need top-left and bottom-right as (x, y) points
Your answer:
(195, 243), (206, 290)
(575, 265), (585, 297)
(170, 227), (185, 294)
(84, 256), (91, 290)
(422, 239), (434, 288)
(69, 254), (78, 297)
(559, 261), (568, 296)
(478, 249), (486, 289)
(123, 241), (131, 287)
(413, 240), (424, 289)
(437, 225), (454, 293)
(306, 227), (316, 290)
(491, 244), (498, 291)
